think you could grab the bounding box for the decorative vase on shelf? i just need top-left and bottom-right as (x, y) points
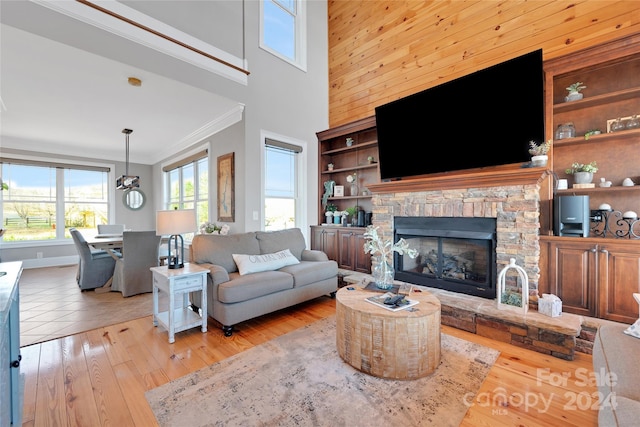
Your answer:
(573, 171), (593, 184)
(531, 155), (548, 167)
(555, 122), (575, 140)
(564, 92), (583, 102)
(350, 183), (359, 196)
(372, 256), (395, 290)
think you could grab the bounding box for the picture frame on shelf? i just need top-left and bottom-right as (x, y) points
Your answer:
(334, 185), (344, 197)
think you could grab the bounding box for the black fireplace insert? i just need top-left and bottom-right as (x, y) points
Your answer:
(393, 216), (497, 299)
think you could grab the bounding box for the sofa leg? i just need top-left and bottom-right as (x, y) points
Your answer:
(330, 291), (337, 298)
(222, 325), (234, 337)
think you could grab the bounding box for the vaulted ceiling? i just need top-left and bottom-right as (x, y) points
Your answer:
(0, 1), (245, 165)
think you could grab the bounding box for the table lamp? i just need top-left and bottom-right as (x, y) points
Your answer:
(156, 209), (196, 269)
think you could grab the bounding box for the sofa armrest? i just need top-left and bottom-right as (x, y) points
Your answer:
(301, 249), (329, 262)
(197, 262), (230, 285)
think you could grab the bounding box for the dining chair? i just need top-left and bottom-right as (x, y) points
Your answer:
(69, 228), (117, 290)
(110, 230), (162, 297)
(97, 224), (125, 235)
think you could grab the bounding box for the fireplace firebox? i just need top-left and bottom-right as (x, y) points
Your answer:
(393, 217), (497, 299)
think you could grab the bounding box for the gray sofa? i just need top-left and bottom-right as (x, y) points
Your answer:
(592, 322), (640, 425)
(190, 228), (338, 336)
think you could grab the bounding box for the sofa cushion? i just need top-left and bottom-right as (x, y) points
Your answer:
(594, 323), (640, 402)
(191, 232), (260, 273)
(232, 249), (300, 275)
(217, 271), (294, 303)
(255, 228), (306, 260)
(279, 260), (338, 288)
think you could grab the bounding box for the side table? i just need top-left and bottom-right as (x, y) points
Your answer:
(150, 263), (208, 343)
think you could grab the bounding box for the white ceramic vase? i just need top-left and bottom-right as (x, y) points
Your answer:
(531, 155), (548, 167)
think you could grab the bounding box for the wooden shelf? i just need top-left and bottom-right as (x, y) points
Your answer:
(321, 140), (378, 156)
(553, 128), (640, 147)
(321, 163), (378, 175)
(557, 185), (640, 195)
(553, 87), (640, 113)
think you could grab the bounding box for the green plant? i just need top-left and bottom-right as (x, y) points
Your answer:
(528, 140), (551, 156)
(565, 161), (598, 174)
(566, 82), (586, 93)
(0, 179), (7, 191)
(345, 206), (358, 217)
(326, 203), (338, 212)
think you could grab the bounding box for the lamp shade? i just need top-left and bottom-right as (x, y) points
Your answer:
(156, 209), (196, 235)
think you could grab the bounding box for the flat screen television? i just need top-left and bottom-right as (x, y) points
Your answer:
(374, 49), (544, 181)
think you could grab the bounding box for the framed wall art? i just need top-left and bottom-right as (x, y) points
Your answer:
(217, 152), (235, 222)
(334, 185), (345, 197)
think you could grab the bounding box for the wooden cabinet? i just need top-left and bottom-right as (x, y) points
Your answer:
(314, 115), (379, 274)
(539, 34), (640, 323)
(316, 115), (379, 225)
(310, 226), (339, 262)
(311, 226), (371, 273)
(337, 228), (371, 273)
(0, 262), (23, 426)
(545, 34), (640, 217)
(541, 236), (640, 323)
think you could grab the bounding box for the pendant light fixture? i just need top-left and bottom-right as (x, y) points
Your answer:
(116, 128), (140, 190)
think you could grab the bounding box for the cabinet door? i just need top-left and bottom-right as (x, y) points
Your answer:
(547, 241), (597, 317)
(337, 230), (356, 270)
(598, 243), (640, 324)
(353, 230), (371, 273)
(310, 226), (339, 261)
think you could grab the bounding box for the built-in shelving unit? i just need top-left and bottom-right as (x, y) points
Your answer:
(540, 34), (640, 323)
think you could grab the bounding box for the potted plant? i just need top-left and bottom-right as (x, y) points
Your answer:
(363, 226), (418, 289)
(565, 82), (586, 102)
(565, 161), (598, 184)
(325, 203), (337, 224)
(528, 140), (551, 166)
(345, 206), (358, 226)
(327, 163), (334, 171)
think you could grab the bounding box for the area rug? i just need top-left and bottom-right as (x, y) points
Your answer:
(146, 316), (500, 426)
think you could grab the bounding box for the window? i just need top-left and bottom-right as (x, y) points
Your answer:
(1, 159), (109, 242)
(264, 139), (303, 231)
(163, 150), (209, 235)
(261, 0), (306, 69)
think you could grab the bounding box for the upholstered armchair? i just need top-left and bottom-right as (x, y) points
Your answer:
(110, 230), (161, 297)
(69, 228), (117, 290)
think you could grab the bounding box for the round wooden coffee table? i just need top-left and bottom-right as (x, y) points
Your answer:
(335, 285), (441, 380)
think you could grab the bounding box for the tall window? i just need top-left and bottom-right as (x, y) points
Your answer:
(261, 0), (306, 69)
(163, 150), (208, 235)
(1, 159), (109, 242)
(264, 139), (302, 231)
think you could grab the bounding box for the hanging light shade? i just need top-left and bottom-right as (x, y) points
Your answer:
(116, 128), (140, 190)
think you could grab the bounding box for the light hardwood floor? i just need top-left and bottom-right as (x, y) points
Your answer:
(19, 267), (599, 426)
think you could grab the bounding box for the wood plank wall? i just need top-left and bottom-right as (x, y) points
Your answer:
(328, 0), (640, 127)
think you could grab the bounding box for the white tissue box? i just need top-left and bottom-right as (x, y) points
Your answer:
(538, 297), (562, 317)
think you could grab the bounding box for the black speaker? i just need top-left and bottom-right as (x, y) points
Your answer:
(554, 195), (590, 237)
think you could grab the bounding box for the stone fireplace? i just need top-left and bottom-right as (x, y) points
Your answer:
(367, 168), (553, 299)
(394, 216), (497, 299)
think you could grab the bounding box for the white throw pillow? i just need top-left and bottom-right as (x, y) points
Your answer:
(624, 318), (640, 339)
(232, 249), (300, 275)
(624, 292), (640, 338)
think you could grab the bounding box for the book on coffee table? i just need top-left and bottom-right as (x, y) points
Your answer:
(365, 292), (419, 312)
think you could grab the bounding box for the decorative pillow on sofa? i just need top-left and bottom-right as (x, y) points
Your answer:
(232, 249), (300, 275)
(624, 319), (640, 339)
(624, 292), (640, 339)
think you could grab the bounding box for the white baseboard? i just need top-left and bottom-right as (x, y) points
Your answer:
(21, 256), (78, 269)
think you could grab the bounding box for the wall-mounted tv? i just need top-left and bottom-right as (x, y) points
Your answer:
(374, 49), (544, 181)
